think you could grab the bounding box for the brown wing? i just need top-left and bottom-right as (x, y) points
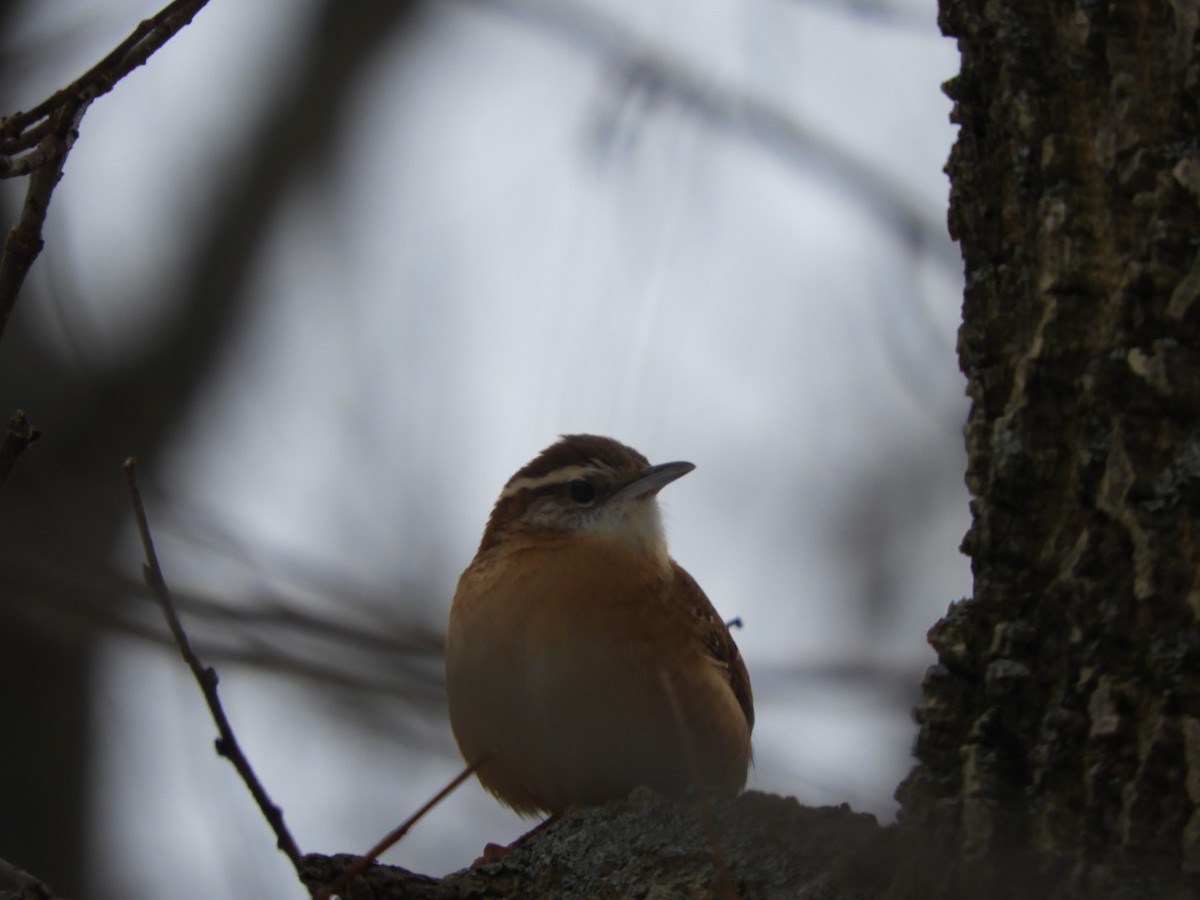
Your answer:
(671, 562), (755, 732)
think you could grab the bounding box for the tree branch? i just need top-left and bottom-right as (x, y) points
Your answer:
(122, 457), (309, 885)
(0, 0), (213, 347)
(312, 754), (494, 900)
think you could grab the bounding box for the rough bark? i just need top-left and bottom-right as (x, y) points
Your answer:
(890, 1), (1200, 898)
(301, 790), (891, 900)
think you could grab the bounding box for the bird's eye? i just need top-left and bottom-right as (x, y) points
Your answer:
(567, 479), (595, 506)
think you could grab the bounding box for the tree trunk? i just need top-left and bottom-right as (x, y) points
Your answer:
(891, 1), (1200, 897)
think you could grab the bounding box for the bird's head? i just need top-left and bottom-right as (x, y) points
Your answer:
(476, 434), (693, 561)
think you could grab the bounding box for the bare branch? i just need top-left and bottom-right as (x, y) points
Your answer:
(0, 104), (78, 344)
(311, 753), (495, 900)
(122, 457), (308, 883)
(2, 0), (212, 140)
(0, 0), (213, 348)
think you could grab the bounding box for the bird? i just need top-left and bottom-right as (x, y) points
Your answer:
(445, 434), (753, 816)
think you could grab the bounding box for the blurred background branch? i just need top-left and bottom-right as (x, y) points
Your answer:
(0, 407), (38, 488)
(476, 0), (953, 266)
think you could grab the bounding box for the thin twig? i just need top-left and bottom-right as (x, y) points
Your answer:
(0, 115), (56, 155)
(3, 0), (211, 138)
(0, 0), (212, 348)
(0, 409), (39, 492)
(123, 458), (308, 880)
(0, 104), (78, 343)
(313, 753), (494, 900)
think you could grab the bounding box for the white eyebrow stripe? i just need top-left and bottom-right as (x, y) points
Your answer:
(498, 462), (614, 500)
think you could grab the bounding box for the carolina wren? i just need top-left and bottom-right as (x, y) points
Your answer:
(445, 434), (753, 815)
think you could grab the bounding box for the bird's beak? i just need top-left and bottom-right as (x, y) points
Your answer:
(612, 461), (695, 503)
